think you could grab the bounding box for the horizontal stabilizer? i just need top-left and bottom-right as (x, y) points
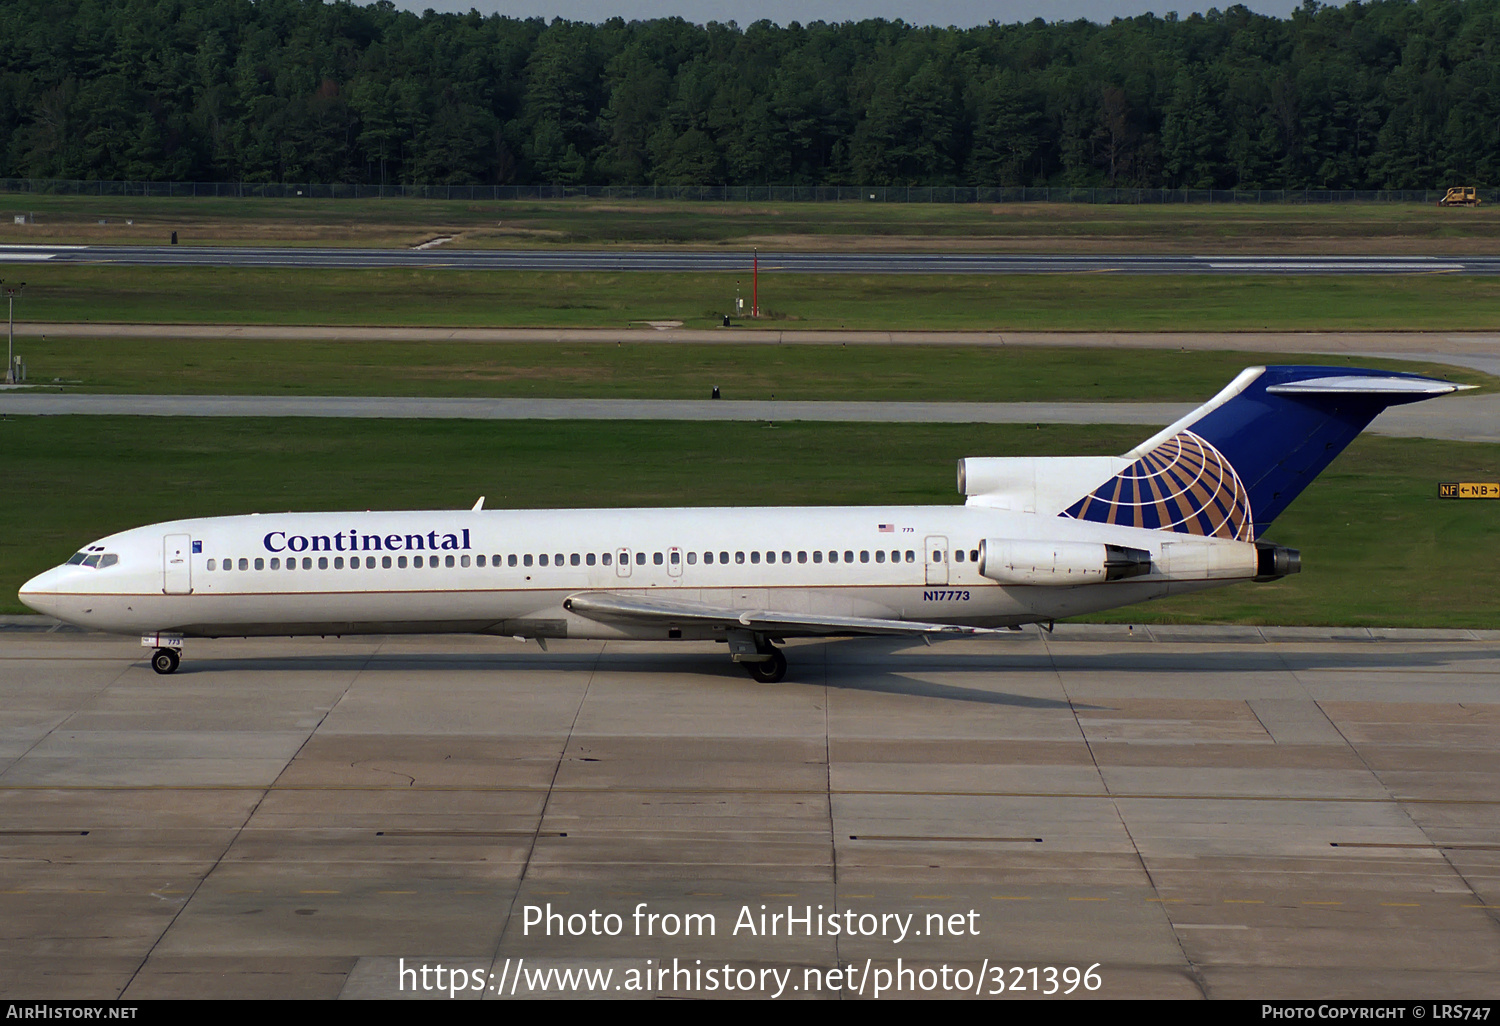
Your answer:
(1264, 375), (1470, 397)
(565, 592), (1000, 638)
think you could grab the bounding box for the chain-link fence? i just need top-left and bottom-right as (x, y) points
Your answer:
(0, 180), (1471, 203)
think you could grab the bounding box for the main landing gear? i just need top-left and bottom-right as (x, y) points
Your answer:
(729, 632), (787, 684)
(150, 647), (181, 675)
(743, 646), (787, 684)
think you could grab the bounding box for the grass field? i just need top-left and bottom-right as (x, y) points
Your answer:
(3, 416), (1495, 627)
(15, 339), (1486, 400)
(13, 265), (1500, 331)
(2, 196), (1491, 630)
(3, 195), (1499, 253)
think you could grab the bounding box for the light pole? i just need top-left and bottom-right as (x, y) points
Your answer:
(752, 247), (758, 318)
(1, 280), (21, 385)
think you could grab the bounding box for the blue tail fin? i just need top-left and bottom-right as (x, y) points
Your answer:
(1062, 365), (1462, 540)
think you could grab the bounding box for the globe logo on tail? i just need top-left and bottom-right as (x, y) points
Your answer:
(1061, 431), (1253, 541)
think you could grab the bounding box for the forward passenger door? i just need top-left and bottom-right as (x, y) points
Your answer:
(163, 534), (193, 594)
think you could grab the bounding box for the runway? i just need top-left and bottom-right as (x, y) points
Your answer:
(2, 624), (1498, 999)
(4, 244), (1500, 274)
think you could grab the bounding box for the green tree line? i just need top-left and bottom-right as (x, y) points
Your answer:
(1, 0), (1496, 188)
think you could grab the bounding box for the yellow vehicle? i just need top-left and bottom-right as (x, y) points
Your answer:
(1439, 186), (1482, 206)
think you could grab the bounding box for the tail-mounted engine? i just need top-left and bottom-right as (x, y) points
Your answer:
(978, 539), (1153, 586)
(1254, 542), (1301, 581)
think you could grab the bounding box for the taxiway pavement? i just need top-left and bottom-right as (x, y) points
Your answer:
(1, 393), (1495, 443)
(3, 625), (1499, 999)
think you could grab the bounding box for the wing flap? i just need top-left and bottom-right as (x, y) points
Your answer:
(564, 592), (997, 637)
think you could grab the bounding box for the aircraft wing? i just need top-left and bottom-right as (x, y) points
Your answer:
(563, 592), (1000, 638)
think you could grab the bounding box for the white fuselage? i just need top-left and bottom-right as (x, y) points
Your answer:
(18, 504), (1254, 641)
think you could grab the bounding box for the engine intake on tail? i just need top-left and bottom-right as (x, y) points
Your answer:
(978, 539), (1153, 586)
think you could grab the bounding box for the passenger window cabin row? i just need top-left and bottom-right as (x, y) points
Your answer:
(204, 548), (940, 573)
(65, 545), (984, 575)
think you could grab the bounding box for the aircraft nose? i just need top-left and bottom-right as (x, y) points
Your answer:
(18, 566), (67, 616)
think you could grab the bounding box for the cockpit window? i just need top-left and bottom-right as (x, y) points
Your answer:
(98, 554), (118, 568)
(66, 550), (117, 568)
(66, 552), (88, 565)
(83, 554), (101, 567)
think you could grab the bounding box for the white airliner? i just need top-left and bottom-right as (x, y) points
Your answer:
(19, 366), (1462, 682)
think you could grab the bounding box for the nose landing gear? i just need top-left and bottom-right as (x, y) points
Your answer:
(142, 633), (184, 675)
(150, 647), (181, 675)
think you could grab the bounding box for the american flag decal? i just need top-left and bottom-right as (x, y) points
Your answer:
(878, 524), (895, 532)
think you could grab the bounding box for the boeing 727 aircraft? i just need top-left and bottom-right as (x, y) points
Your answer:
(19, 366), (1463, 682)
